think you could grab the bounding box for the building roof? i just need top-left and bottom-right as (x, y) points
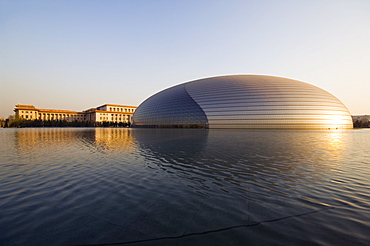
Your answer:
(15, 104), (36, 108)
(98, 104), (138, 108)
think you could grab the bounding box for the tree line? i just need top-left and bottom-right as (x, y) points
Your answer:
(353, 119), (369, 128)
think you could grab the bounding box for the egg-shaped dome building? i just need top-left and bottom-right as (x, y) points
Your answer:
(132, 75), (353, 129)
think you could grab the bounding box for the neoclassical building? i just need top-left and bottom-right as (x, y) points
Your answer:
(84, 104), (137, 123)
(14, 104), (137, 124)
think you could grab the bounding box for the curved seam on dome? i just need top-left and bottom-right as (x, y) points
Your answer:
(184, 83), (209, 128)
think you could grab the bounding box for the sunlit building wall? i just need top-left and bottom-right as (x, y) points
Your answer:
(84, 104), (137, 123)
(14, 105), (85, 121)
(132, 75), (353, 129)
(14, 104), (137, 124)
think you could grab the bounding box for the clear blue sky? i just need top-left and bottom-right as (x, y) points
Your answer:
(1, 0), (370, 118)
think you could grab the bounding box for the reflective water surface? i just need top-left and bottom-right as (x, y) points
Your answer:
(1, 128), (370, 245)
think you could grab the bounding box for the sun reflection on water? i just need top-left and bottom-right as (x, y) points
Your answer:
(327, 131), (343, 150)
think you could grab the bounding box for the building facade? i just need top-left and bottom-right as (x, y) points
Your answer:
(84, 104), (137, 123)
(132, 75), (353, 129)
(14, 104), (137, 124)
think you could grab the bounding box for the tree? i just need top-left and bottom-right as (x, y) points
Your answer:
(354, 119), (362, 128)
(0, 118), (5, 128)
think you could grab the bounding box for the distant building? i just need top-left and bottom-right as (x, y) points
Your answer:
(14, 104), (137, 124)
(83, 104), (137, 123)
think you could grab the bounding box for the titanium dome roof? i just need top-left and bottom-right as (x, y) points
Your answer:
(132, 75), (353, 129)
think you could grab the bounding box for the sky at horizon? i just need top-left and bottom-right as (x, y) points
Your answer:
(1, 0), (370, 118)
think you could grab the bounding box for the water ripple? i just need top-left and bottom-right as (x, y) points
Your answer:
(0, 128), (370, 245)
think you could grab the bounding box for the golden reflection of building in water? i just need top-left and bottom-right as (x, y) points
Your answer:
(13, 128), (346, 173)
(94, 128), (136, 153)
(14, 128), (136, 154)
(14, 128), (79, 153)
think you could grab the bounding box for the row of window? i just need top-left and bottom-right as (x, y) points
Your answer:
(21, 115), (83, 120)
(19, 111), (133, 122)
(20, 112), (80, 117)
(109, 107), (135, 112)
(20, 108), (134, 117)
(99, 117), (131, 121)
(109, 114), (131, 117)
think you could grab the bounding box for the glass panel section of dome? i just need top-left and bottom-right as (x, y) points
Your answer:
(132, 75), (353, 129)
(132, 84), (208, 128)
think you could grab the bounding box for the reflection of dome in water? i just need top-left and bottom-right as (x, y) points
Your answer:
(132, 129), (208, 160)
(132, 75), (353, 129)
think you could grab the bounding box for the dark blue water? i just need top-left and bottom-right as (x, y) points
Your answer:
(1, 128), (370, 245)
